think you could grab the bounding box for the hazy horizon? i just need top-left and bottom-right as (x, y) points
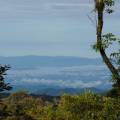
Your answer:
(0, 55), (101, 59)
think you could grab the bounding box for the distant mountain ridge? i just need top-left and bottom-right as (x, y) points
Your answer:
(12, 84), (103, 96)
(33, 87), (103, 96)
(0, 56), (103, 69)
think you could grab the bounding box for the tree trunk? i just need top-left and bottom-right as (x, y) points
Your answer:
(97, 11), (120, 81)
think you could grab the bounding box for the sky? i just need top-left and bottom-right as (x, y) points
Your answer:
(0, 0), (119, 58)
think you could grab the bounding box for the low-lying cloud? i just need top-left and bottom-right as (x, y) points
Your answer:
(12, 78), (110, 88)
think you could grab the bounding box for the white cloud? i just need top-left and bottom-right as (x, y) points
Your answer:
(12, 78), (103, 88)
(7, 65), (110, 89)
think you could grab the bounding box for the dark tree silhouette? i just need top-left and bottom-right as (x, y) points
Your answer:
(0, 65), (12, 93)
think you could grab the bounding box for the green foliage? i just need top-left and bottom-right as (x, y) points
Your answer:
(0, 91), (120, 120)
(104, 0), (115, 6)
(92, 42), (103, 52)
(104, 0), (115, 14)
(102, 33), (119, 48)
(92, 33), (120, 52)
(8, 91), (44, 118)
(102, 33), (120, 73)
(110, 50), (120, 69)
(34, 106), (56, 120)
(0, 65), (12, 93)
(0, 91), (44, 120)
(92, 32), (120, 84)
(56, 92), (120, 120)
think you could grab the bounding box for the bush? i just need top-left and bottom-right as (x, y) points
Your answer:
(56, 92), (120, 120)
(1, 91), (44, 120)
(1, 91), (120, 120)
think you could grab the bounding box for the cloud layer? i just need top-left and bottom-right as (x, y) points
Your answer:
(7, 65), (111, 89)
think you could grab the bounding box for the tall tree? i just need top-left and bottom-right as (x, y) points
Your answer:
(93, 0), (120, 97)
(0, 65), (12, 93)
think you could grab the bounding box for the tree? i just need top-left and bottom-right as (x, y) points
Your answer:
(0, 65), (12, 118)
(0, 65), (12, 93)
(93, 0), (120, 97)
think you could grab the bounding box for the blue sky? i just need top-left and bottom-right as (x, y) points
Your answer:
(0, 0), (119, 58)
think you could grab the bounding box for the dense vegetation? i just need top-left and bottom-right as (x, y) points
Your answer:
(0, 65), (12, 92)
(0, 91), (120, 120)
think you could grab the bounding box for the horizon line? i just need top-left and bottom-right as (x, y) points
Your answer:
(0, 55), (101, 59)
